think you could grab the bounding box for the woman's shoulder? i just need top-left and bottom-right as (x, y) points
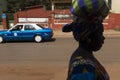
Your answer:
(71, 56), (96, 67)
(69, 56), (98, 80)
(69, 56), (110, 80)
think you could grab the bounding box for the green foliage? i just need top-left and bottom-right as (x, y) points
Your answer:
(7, 0), (25, 12)
(6, 13), (14, 20)
(7, 0), (51, 12)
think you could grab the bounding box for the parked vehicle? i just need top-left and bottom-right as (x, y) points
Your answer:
(0, 23), (53, 43)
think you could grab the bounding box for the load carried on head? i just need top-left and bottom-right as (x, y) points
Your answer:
(70, 0), (111, 22)
(63, 0), (111, 32)
(62, 0), (111, 41)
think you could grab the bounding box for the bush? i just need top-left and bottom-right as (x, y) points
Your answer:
(7, 13), (14, 20)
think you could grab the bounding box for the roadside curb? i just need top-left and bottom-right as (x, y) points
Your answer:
(53, 30), (120, 38)
(104, 30), (120, 37)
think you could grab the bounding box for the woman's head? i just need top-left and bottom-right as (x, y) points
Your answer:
(62, 18), (105, 52)
(72, 21), (105, 51)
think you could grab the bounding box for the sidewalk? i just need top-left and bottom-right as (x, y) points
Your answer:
(104, 30), (120, 37)
(53, 30), (120, 37)
(0, 25), (120, 37)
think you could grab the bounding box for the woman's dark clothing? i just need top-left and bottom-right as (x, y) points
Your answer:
(67, 47), (110, 80)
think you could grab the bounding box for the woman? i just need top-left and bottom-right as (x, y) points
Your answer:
(62, 20), (110, 80)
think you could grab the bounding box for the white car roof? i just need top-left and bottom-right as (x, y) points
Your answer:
(16, 23), (38, 25)
(8, 23), (43, 31)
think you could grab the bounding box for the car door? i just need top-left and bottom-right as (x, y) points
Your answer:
(6, 25), (24, 41)
(20, 24), (36, 41)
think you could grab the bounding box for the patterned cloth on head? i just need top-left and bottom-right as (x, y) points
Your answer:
(70, 0), (110, 22)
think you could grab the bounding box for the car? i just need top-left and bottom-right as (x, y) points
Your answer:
(0, 23), (53, 43)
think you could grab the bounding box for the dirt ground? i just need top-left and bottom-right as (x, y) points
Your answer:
(105, 64), (120, 80)
(0, 63), (119, 80)
(0, 64), (67, 80)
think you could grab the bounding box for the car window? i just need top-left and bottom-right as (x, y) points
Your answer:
(24, 25), (36, 30)
(11, 25), (23, 31)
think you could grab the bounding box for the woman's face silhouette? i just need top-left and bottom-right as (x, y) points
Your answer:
(89, 26), (105, 51)
(72, 22), (105, 51)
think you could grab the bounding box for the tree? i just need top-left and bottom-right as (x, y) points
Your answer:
(41, 0), (51, 10)
(7, 0), (26, 12)
(6, 0), (51, 13)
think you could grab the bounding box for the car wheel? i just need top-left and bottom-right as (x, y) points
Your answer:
(34, 35), (42, 43)
(0, 36), (3, 43)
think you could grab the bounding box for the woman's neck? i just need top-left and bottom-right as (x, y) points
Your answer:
(79, 42), (92, 52)
(77, 46), (95, 60)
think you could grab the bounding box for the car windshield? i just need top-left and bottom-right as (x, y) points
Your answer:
(37, 24), (45, 29)
(10, 25), (23, 31)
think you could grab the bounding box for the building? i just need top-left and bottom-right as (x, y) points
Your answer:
(2, 0), (120, 30)
(49, 0), (120, 30)
(14, 5), (51, 28)
(111, 0), (120, 13)
(104, 0), (120, 29)
(51, 0), (72, 10)
(14, 0), (72, 30)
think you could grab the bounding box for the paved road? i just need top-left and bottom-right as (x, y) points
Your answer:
(0, 37), (119, 64)
(0, 37), (77, 65)
(0, 37), (119, 80)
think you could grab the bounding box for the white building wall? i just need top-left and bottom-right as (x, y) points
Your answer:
(111, 0), (120, 13)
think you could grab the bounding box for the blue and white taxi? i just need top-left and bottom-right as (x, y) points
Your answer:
(0, 23), (53, 43)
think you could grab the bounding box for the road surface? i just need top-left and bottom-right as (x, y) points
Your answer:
(0, 37), (119, 80)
